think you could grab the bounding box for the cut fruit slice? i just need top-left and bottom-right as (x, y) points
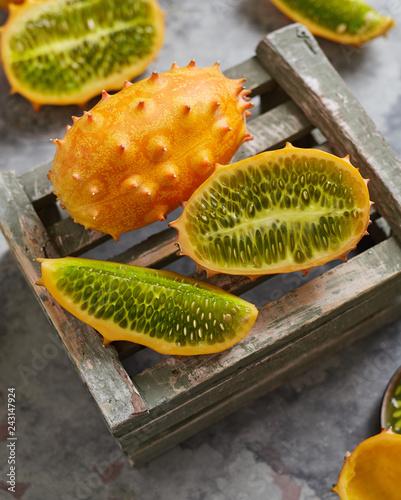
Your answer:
(333, 430), (401, 499)
(270, 0), (394, 45)
(0, 0), (23, 10)
(36, 257), (258, 355)
(1, 0), (165, 107)
(170, 144), (370, 278)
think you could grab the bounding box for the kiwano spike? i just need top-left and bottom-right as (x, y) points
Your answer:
(187, 60), (196, 68)
(343, 154), (351, 163)
(242, 133), (253, 143)
(51, 138), (63, 147)
(171, 62), (179, 70)
(206, 268), (218, 279)
(50, 63), (251, 238)
(101, 89), (110, 100)
(245, 110), (252, 117)
(120, 144), (126, 151)
(84, 111), (95, 121)
(370, 201), (375, 206)
(364, 178), (370, 185)
(66, 125), (72, 132)
(72, 116), (79, 123)
(150, 70), (159, 81)
(234, 77), (246, 85)
(123, 80), (133, 88)
(302, 268), (312, 277)
(170, 145), (371, 277)
(248, 274), (261, 283)
(32, 102), (42, 111)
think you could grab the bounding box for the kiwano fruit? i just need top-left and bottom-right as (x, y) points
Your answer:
(269, 0), (394, 45)
(0, 0), (23, 10)
(36, 257), (258, 355)
(170, 144), (371, 277)
(49, 62), (253, 240)
(0, 0), (165, 107)
(333, 430), (401, 499)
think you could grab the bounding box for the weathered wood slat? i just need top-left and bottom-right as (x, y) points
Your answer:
(127, 296), (401, 465)
(223, 55), (275, 95)
(19, 159), (54, 208)
(114, 237), (401, 440)
(47, 217), (111, 256)
(256, 24), (401, 241)
(0, 171), (148, 428)
(111, 228), (178, 268)
(234, 100), (313, 161)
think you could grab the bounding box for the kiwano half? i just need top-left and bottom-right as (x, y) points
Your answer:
(171, 144), (371, 277)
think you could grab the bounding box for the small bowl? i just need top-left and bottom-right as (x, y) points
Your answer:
(381, 365), (401, 431)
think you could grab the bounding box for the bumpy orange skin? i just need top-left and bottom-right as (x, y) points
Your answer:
(49, 62), (253, 240)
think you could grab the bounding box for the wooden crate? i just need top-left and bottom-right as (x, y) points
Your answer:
(1, 24), (401, 465)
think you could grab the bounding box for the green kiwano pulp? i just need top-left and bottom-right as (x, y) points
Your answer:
(1, 0), (165, 106)
(36, 257), (258, 355)
(171, 145), (371, 277)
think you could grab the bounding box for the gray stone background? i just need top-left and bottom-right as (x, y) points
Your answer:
(1, 0), (401, 499)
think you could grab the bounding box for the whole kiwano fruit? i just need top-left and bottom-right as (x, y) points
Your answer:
(49, 62), (253, 240)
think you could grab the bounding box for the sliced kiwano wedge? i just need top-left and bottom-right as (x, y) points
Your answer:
(170, 144), (370, 278)
(270, 0), (394, 45)
(0, 0), (164, 107)
(0, 0), (23, 10)
(333, 430), (401, 499)
(36, 257), (258, 355)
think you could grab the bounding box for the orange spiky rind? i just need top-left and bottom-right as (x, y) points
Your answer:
(0, 0), (165, 107)
(170, 144), (371, 277)
(51, 63), (252, 238)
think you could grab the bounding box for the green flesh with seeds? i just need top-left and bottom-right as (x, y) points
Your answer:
(179, 149), (369, 274)
(8, 0), (158, 96)
(39, 257), (257, 354)
(275, 0), (384, 36)
(387, 382), (401, 434)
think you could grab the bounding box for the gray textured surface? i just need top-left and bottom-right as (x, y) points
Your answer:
(1, 0), (401, 499)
